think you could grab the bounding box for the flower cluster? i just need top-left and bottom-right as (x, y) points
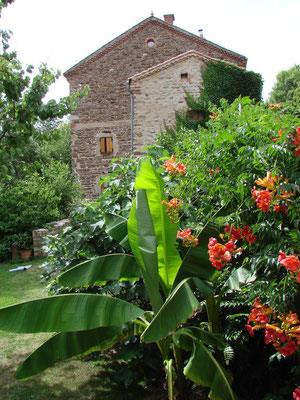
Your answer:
(177, 229), (198, 247)
(162, 198), (182, 223)
(251, 171), (293, 213)
(293, 387), (300, 400)
(269, 103), (282, 109)
(163, 156), (187, 177)
(209, 168), (220, 174)
(246, 298), (300, 357)
(270, 129), (283, 143)
(208, 238), (242, 270)
(209, 111), (219, 120)
(291, 126), (300, 157)
(279, 251), (300, 283)
(224, 225), (257, 244)
(251, 187), (273, 212)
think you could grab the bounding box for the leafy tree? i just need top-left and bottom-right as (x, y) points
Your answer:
(0, 0), (88, 259)
(0, 28), (88, 175)
(0, 0), (14, 14)
(269, 65), (300, 114)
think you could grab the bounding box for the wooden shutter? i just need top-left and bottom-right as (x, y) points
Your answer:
(100, 137), (113, 154)
(106, 137), (113, 153)
(100, 137), (106, 153)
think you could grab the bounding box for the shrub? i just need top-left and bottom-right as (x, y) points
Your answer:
(147, 96), (300, 398)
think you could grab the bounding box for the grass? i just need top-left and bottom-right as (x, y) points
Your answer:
(0, 258), (167, 400)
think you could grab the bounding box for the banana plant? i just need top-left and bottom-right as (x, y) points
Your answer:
(0, 158), (253, 399)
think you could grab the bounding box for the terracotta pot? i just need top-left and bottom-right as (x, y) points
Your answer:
(20, 249), (32, 261)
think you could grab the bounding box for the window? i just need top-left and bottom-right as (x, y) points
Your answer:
(188, 110), (204, 121)
(100, 137), (113, 154)
(146, 38), (156, 48)
(180, 72), (189, 81)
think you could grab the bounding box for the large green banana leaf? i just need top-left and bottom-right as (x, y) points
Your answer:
(58, 254), (141, 287)
(216, 266), (257, 308)
(173, 327), (225, 351)
(134, 158), (182, 292)
(0, 294), (144, 333)
(105, 213), (131, 250)
(173, 328), (236, 400)
(141, 278), (212, 343)
(15, 325), (124, 380)
(173, 246), (216, 288)
(184, 342), (236, 400)
(128, 191), (163, 313)
(223, 266), (256, 292)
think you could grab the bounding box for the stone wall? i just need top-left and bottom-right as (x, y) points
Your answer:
(33, 219), (71, 257)
(130, 54), (205, 154)
(65, 17), (246, 200)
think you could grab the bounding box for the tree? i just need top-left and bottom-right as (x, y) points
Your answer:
(0, 0), (14, 14)
(0, 26), (88, 171)
(0, 0), (87, 258)
(269, 64), (300, 113)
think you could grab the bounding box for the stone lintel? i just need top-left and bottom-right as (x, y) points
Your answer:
(73, 120), (131, 131)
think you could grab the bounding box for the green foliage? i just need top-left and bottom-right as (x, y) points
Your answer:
(0, 0), (14, 14)
(0, 159), (246, 400)
(0, 158), (82, 260)
(0, 8), (87, 260)
(164, 62), (263, 141)
(13, 232), (33, 250)
(269, 64), (300, 115)
(201, 60), (263, 106)
(148, 97), (300, 399)
(0, 29), (88, 167)
(42, 157), (138, 284)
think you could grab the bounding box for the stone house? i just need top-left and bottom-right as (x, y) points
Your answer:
(64, 14), (247, 199)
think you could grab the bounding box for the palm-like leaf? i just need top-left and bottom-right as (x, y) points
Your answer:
(105, 213), (131, 250)
(141, 278), (212, 343)
(0, 294), (144, 333)
(15, 325), (124, 380)
(128, 191), (163, 313)
(173, 328), (236, 400)
(58, 254), (141, 287)
(184, 342), (236, 400)
(134, 158), (182, 292)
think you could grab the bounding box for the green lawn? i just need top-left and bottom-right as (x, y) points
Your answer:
(0, 258), (164, 400)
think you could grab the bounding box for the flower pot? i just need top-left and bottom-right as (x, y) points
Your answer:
(20, 249), (32, 261)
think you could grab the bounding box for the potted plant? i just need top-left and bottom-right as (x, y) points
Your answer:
(15, 232), (33, 261)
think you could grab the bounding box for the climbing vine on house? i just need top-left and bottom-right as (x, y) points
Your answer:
(201, 60), (263, 106)
(164, 61), (263, 136)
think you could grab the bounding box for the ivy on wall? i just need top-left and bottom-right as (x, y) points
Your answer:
(164, 60), (263, 135)
(201, 60), (263, 106)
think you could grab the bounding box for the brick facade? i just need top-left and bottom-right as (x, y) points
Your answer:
(64, 15), (247, 200)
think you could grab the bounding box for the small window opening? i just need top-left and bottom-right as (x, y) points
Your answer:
(188, 110), (205, 121)
(146, 38), (156, 48)
(100, 137), (113, 154)
(180, 73), (189, 81)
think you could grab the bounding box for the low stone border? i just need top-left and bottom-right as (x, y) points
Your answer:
(32, 219), (71, 257)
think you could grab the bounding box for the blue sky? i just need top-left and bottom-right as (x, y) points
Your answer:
(1, 0), (299, 101)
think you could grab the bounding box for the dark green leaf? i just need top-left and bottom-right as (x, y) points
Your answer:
(58, 254), (141, 287)
(0, 294), (144, 333)
(105, 213), (131, 250)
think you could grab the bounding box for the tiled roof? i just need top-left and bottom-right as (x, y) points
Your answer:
(64, 16), (247, 77)
(129, 50), (218, 81)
